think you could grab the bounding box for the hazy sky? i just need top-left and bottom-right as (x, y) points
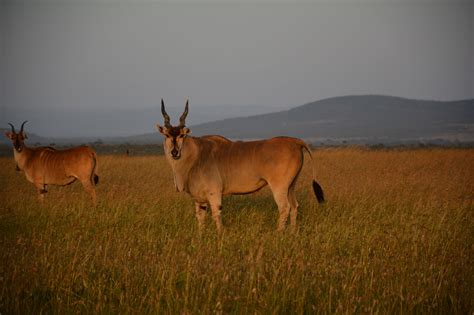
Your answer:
(1, 0), (473, 137)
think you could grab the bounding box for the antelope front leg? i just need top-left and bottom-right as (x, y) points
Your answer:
(35, 183), (47, 202)
(208, 193), (223, 234)
(194, 202), (208, 232)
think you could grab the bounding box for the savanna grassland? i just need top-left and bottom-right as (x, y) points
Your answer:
(0, 148), (472, 314)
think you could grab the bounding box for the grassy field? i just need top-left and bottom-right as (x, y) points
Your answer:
(0, 148), (472, 314)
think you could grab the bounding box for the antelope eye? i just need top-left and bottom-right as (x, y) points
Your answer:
(178, 134), (185, 139)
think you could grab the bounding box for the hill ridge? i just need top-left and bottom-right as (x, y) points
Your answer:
(2, 95), (473, 146)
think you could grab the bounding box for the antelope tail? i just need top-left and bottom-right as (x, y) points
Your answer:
(301, 143), (325, 203)
(91, 152), (99, 186)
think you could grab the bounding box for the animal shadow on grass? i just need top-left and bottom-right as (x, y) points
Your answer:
(219, 190), (326, 232)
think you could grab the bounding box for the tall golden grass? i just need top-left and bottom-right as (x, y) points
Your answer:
(0, 148), (472, 314)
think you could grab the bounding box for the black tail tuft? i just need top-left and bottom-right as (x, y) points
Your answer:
(312, 180), (325, 203)
(93, 174), (99, 185)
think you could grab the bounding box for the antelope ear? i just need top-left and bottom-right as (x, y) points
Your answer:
(22, 132), (27, 139)
(4, 131), (13, 139)
(182, 127), (191, 135)
(156, 124), (167, 135)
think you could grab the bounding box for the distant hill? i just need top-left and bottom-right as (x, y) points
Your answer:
(3, 104), (290, 138)
(189, 95), (474, 145)
(2, 95), (473, 146)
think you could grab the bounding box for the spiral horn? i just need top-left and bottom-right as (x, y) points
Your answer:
(161, 99), (171, 128)
(179, 99), (189, 127)
(8, 123), (16, 133)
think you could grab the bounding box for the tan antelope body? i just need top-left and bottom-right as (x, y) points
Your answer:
(5, 122), (99, 204)
(157, 100), (324, 232)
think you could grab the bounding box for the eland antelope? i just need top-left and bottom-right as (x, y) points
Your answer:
(4, 121), (99, 204)
(157, 100), (324, 233)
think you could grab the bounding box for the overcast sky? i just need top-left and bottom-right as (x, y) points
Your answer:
(1, 0), (473, 137)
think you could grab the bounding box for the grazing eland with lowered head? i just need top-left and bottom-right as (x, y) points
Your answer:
(4, 121), (99, 204)
(156, 100), (324, 233)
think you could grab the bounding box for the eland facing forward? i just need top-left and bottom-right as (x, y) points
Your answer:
(157, 100), (324, 233)
(4, 121), (99, 204)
